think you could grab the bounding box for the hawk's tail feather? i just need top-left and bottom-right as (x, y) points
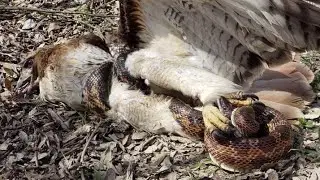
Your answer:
(260, 99), (304, 119)
(254, 90), (306, 109)
(258, 62), (315, 84)
(269, 62), (315, 83)
(208, 0), (320, 68)
(250, 77), (315, 103)
(250, 60), (316, 104)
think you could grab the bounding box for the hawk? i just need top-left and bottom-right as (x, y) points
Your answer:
(120, 0), (318, 115)
(24, 0), (320, 135)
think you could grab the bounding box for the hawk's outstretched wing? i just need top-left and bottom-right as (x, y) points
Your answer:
(120, 0), (320, 86)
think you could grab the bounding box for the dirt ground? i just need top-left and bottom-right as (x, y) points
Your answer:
(0, 0), (319, 179)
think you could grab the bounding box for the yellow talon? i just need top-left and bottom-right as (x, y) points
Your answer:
(203, 104), (230, 132)
(203, 105), (229, 123)
(203, 118), (217, 132)
(223, 91), (258, 107)
(224, 91), (245, 99)
(228, 99), (254, 106)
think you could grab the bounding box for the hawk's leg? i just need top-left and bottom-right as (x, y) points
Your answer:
(202, 93), (259, 136)
(125, 49), (258, 136)
(125, 51), (242, 105)
(203, 104), (233, 134)
(202, 98), (237, 137)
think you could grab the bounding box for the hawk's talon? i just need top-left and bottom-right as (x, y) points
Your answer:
(203, 104), (234, 135)
(228, 99), (254, 106)
(242, 94), (259, 101)
(225, 91), (259, 101)
(223, 91), (259, 107)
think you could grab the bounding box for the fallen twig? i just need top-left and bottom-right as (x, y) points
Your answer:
(108, 134), (127, 152)
(48, 108), (69, 130)
(56, 13), (102, 30)
(0, 52), (15, 58)
(80, 121), (102, 163)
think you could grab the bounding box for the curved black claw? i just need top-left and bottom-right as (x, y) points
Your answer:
(241, 93), (259, 101)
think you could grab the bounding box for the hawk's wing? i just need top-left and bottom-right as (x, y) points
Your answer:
(119, 0), (320, 86)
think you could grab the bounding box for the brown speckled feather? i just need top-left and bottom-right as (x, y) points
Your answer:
(120, 0), (320, 86)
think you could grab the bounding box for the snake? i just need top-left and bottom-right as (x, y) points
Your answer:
(168, 96), (293, 172)
(204, 98), (293, 171)
(82, 49), (294, 172)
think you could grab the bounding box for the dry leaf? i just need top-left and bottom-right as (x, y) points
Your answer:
(131, 132), (148, 140)
(0, 142), (9, 151)
(151, 153), (168, 167)
(30, 152), (48, 162)
(22, 19), (37, 30)
(304, 108), (320, 119)
(100, 142), (117, 169)
(47, 23), (60, 33)
(4, 77), (12, 91)
(144, 144), (159, 154)
(74, 124), (92, 135)
(19, 131), (29, 142)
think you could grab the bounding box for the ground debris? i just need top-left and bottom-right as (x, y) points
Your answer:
(0, 0), (319, 179)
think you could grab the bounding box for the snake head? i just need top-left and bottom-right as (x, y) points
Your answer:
(216, 96), (270, 138)
(231, 106), (260, 137)
(216, 96), (237, 119)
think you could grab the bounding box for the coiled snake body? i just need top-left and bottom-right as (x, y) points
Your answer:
(204, 99), (293, 171)
(169, 95), (293, 171)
